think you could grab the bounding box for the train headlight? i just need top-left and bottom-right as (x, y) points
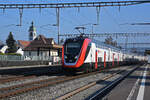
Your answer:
(75, 56), (78, 59)
(64, 56), (67, 59)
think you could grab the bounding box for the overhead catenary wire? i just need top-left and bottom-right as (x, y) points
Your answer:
(0, 0), (150, 43)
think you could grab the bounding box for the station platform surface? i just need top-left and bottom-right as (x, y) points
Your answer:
(0, 64), (62, 76)
(105, 64), (150, 100)
(0, 64), (61, 70)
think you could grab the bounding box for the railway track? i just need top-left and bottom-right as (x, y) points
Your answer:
(0, 69), (108, 99)
(0, 75), (21, 81)
(55, 66), (140, 100)
(0, 65), (137, 99)
(0, 75), (36, 84)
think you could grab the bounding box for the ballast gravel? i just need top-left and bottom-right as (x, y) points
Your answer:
(1, 66), (133, 100)
(2, 76), (59, 89)
(68, 66), (136, 100)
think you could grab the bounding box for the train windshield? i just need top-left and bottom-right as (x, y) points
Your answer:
(65, 42), (81, 55)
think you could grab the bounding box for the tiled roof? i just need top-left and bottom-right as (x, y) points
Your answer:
(18, 40), (31, 48)
(24, 35), (62, 51)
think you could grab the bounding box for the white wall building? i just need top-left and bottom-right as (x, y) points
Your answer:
(24, 35), (62, 57)
(0, 45), (8, 53)
(17, 40), (31, 55)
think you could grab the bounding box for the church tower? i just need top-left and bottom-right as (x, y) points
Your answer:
(28, 21), (37, 41)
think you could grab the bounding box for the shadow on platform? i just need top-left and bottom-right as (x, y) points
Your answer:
(0, 65), (63, 76)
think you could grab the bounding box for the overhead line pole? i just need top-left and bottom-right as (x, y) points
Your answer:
(19, 8), (23, 26)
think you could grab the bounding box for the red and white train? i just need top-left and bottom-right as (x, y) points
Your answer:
(62, 35), (147, 73)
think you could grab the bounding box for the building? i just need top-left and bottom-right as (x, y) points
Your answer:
(0, 45), (8, 54)
(28, 21), (37, 41)
(16, 40), (31, 55)
(16, 21), (37, 55)
(16, 21), (62, 58)
(0, 41), (8, 53)
(24, 35), (62, 57)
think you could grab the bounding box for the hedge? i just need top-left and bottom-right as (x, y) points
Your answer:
(0, 53), (21, 56)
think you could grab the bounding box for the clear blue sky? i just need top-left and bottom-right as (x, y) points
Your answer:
(0, 0), (150, 46)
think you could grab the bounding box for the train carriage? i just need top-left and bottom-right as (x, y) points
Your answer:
(62, 35), (147, 73)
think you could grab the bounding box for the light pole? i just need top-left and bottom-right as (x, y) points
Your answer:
(91, 24), (98, 34)
(75, 26), (86, 34)
(125, 34), (128, 51)
(75, 23), (98, 37)
(91, 24), (98, 38)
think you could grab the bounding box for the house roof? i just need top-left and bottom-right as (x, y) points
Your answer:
(24, 35), (62, 51)
(18, 40), (31, 48)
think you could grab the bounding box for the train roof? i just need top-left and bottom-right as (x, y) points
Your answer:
(65, 36), (145, 57)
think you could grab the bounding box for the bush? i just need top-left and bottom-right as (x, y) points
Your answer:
(0, 52), (5, 55)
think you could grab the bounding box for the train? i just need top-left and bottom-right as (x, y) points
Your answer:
(62, 35), (147, 73)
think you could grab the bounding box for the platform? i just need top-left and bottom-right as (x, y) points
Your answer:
(105, 64), (150, 100)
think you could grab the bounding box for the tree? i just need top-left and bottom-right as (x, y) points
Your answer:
(6, 32), (17, 53)
(105, 36), (119, 48)
(105, 36), (113, 45)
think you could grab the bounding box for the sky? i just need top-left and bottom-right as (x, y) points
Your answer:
(0, 0), (150, 49)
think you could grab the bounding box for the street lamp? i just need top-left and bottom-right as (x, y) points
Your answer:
(75, 26), (86, 34)
(91, 24), (98, 34)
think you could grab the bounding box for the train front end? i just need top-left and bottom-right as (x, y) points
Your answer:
(62, 36), (91, 72)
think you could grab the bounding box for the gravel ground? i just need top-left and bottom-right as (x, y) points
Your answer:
(1, 66), (133, 100)
(68, 72), (127, 100)
(0, 75), (58, 89)
(67, 66), (138, 100)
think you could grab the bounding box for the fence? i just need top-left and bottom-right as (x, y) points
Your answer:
(0, 55), (62, 64)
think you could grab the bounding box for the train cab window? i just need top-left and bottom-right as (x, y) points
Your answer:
(65, 42), (81, 55)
